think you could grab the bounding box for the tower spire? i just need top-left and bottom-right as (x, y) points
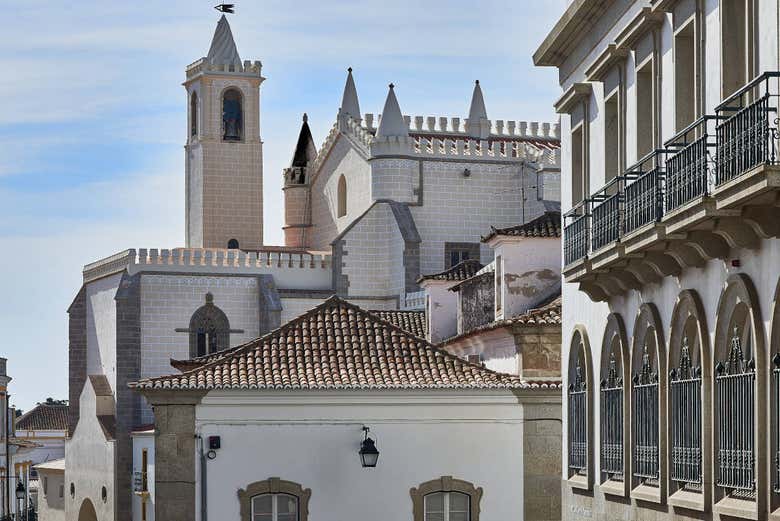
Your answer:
(207, 14), (242, 66)
(339, 67), (361, 121)
(376, 83), (408, 138)
(466, 80), (488, 138)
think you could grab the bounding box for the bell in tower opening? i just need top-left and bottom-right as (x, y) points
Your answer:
(222, 88), (243, 141)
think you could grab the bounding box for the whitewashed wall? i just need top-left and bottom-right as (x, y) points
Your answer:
(86, 273), (122, 393)
(193, 390), (526, 521)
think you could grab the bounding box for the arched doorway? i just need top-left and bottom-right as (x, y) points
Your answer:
(78, 499), (98, 521)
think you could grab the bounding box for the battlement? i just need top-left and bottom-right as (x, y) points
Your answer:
(363, 113), (560, 140)
(83, 248), (332, 285)
(408, 137), (561, 166)
(185, 57), (263, 81)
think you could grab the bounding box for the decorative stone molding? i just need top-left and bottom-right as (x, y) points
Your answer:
(567, 325), (594, 490)
(410, 476), (483, 521)
(237, 478), (311, 521)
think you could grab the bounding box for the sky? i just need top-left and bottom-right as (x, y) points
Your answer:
(0, 0), (566, 411)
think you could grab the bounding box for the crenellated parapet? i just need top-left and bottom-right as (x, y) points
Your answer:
(409, 137), (561, 166)
(185, 57), (263, 82)
(83, 248), (331, 284)
(363, 113), (560, 139)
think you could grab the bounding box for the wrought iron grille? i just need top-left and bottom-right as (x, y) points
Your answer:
(715, 327), (756, 493)
(715, 72), (780, 185)
(670, 337), (703, 485)
(624, 168), (663, 234)
(601, 352), (624, 480)
(591, 193), (620, 251)
(568, 361), (588, 473)
(633, 344), (659, 481)
(665, 116), (719, 212)
(773, 353), (780, 493)
(564, 210), (589, 266)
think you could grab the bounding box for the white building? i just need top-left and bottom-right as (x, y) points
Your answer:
(535, 0), (780, 519)
(131, 296), (562, 521)
(65, 13), (561, 521)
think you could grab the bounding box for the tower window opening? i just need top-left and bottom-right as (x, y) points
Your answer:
(227, 238), (240, 249)
(337, 175), (347, 217)
(191, 91), (198, 137)
(222, 88), (243, 141)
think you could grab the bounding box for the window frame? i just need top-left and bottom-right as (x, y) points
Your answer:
(251, 493), (299, 521)
(238, 478), (311, 521)
(410, 476), (482, 521)
(423, 491), (470, 521)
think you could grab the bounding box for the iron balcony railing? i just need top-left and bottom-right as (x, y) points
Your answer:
(716, 72), (780, 185)
(568, 361), (588, 474)
(665, 116), (720, 213)
(564, 202), (589, 266)
(624, 150), (667, 234)
(670, 338), (703, 486)
(601, 352), (624, 480)
(715, 327), (756, 494)
(591, 178), (621, 251)
(632, 345), (659, 482)
(562, 71), (780, 268)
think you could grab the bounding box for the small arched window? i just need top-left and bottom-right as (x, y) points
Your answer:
(238, 478), (311, 521)
(189, 293), (230, 358)
(410, 477), (482, 521)
(252, 494), (298, 521)
(227, 238), (240, 249)
(190, 91), (198, 137)
(223, 88), (243, 141)
(337, 175), (347, 217)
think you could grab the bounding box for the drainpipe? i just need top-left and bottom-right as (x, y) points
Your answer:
(197, 435), (207, 521)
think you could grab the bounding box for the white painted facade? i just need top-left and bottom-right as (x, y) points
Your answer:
(538, 0), (780, 519)
(189, 390), (551, 521)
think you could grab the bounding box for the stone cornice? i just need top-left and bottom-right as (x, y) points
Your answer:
(585, 44), (630, 82)
(555, 83), (593, 115)
(533, 0), (614, 67)
(615, 7), (665, 49)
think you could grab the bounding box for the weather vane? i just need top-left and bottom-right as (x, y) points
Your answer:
(214, 4), (235, 13)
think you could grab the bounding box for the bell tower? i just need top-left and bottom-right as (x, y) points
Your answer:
(184, 15), (265, 249)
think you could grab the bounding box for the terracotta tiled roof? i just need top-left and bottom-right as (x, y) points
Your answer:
(132, 296), (534, 391)
(369, 309), (427, 338)
(482, 211), (561, 242)
(439, 294), (562, 346)
(16, 404), (69, 431)
(417, 260), (484, 283)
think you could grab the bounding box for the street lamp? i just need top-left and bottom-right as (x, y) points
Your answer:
(358, 426), (379, 468)
(15, 480), (24, 519)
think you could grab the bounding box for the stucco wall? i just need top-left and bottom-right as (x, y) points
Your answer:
(308, 136), (372, 251)
(193, 390), (549, 521)
(86, 273), (122, 393)
(423, 281), (459, 343)
(495, 237), (560, 320)
(37, 471), (65, 521)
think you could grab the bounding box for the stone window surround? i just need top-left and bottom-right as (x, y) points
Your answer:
(599, 312), (630, 498)
(566, 276), (777, 519)
(238, 478), (311, 521)
(566, 325), (594, 491)
(410, 476), (483, 521)
(629, 303), (666, 504)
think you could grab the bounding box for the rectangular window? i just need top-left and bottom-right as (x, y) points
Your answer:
(141, 449), (148, 492)
(495, 255), (503, 312)
(571, 125), (585, 205)
(674, 22), (696, 132)
(721, 1), (747, 98)
(59, 484), (64, 499)
(43, 477), (48, 496)
(444, 243), (480, 269)
(636, 61), (654, 159)
(604, 94), (620, 182)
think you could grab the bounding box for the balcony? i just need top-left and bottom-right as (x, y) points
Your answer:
(564, 72), (780, 301)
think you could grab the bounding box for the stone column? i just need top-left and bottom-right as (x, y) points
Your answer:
(143, 391), (205, 521)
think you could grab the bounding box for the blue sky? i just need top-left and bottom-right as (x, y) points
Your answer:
(0, 0), (565, 411)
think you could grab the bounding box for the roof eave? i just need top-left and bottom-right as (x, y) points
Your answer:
(533, 0), (615, 67)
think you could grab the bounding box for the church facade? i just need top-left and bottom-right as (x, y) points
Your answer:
(64, 15), (561, 521)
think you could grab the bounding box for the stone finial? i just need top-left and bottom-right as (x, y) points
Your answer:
(376, 83), (409, 138)
(466, 80), (489, 139)
(340, 67), (361, 120)
(302, 113), (308, 123)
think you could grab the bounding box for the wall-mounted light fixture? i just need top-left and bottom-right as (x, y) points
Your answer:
(359, 426), (379, 468)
